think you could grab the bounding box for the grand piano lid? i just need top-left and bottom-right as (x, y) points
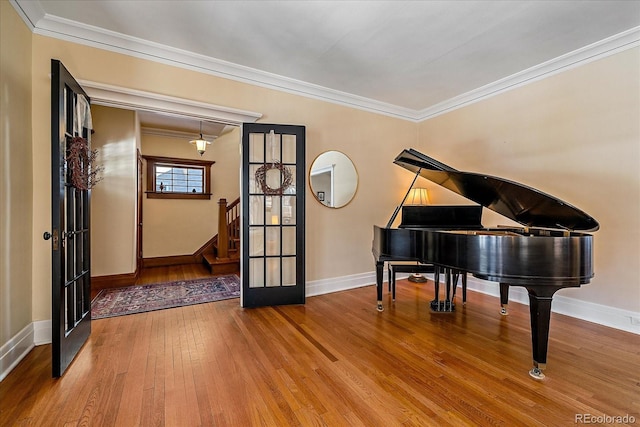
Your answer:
(394, 149), (599, 232)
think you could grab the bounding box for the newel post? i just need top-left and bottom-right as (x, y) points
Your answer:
(218, 198), (229, 258)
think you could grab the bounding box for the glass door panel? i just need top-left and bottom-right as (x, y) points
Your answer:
(242, 124), (305, 307)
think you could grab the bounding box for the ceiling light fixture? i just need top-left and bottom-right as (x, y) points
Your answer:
(189, 121), (211, 156)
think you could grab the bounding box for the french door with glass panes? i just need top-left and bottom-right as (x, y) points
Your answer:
(48, 59), (92, 377)
(242, 124), (305, 307)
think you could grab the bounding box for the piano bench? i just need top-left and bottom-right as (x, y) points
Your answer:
(388, 263), (435, 300)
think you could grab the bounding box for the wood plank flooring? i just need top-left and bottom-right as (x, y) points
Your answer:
(2, 268), (639, 426)
(90, 263), (217, 300)
(134, 263), (217, 285)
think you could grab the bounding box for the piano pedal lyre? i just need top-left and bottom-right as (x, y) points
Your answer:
(451, 270), (468, 307)
(429, 299), (456, 312)
(430, 268), (458, 312)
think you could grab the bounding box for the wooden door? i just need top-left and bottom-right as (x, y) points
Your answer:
(49, 59), (92, 377)
(241, 124), (305, 307)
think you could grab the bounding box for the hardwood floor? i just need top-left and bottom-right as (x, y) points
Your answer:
(135, 263), (217, 284)
(90, 263), (218, 300)
(2, 271), (639, 426)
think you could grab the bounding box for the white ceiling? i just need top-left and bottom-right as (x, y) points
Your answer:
(12, 0), (640, 131)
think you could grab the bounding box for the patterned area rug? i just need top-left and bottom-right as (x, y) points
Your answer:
(91, 275), (240, 319)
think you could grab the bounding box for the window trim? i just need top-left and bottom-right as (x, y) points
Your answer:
(142, 155), (215, 200)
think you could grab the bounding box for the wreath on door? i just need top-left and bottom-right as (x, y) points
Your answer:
(66, 136), (104, 190)
(255, 160), (293, 195)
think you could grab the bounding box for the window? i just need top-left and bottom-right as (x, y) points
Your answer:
(143, 155), (215, 199)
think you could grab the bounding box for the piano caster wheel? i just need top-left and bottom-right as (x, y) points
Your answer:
(529, 367), (545, 380)
(500, 307), (508, 316)
(376, 302), (384, 312)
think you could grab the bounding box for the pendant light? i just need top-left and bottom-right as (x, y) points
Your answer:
(189, 121), (211, 156)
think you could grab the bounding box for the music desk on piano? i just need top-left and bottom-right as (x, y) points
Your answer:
(372, 149), (599, 379)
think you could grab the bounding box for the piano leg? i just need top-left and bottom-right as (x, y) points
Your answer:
(499, 283), (509, 315)
(526, 286), (562, 380)
(376, 261), (384, 312)
(462, 272), (467, 305)
(432, 267), (440, 308)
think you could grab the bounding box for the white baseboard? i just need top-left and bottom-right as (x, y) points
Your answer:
(0, 320), (51, 383)
(0, 324), (35, 382)
(34, 320), (52, 346)
(306, 271), (381, 297)
(307, 271), (640, 335)
(462, 276), (640, 334)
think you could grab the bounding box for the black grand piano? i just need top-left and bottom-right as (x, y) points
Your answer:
(372, 148), (599, 379)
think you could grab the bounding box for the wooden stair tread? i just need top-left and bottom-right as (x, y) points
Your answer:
(203, 252), (239, 275)
(203, 253), (239, 264)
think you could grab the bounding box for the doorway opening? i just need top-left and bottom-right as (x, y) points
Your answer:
(84, 82), (261, 294)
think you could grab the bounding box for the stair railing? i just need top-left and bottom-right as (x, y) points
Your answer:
(217, 197), (240, 258)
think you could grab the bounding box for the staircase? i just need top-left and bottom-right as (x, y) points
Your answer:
(203, 197), (240, 275)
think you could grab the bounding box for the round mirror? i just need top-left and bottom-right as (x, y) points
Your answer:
(309, 151), (358, 208)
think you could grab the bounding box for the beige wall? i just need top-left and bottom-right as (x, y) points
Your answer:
(418, 48), (640, 312)
(0, 1), (33, 347)
(140, 128), (240, 258)
(90, 105), (138, 276)
(1, 1), (635, 345)
(28, 35), (416, 321)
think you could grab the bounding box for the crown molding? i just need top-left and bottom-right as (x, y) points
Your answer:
(78, 80), (262, 125)
(9, 0), (43, 31)
(416, 26), (640, 121)
(12, 1), (639, 123)
(26, 10), (419, 121)
(141, 126), (219, 141)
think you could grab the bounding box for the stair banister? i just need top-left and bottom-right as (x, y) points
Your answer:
(217, 198), (229, 258)
(226, 198), (240, 249)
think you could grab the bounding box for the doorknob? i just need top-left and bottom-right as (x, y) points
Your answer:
(44, 229), (59, 250)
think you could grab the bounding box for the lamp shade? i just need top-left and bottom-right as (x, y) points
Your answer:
(190, 137), (211, 156)
(190, 121), (211, 156)
(407, 187), (429, 205)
